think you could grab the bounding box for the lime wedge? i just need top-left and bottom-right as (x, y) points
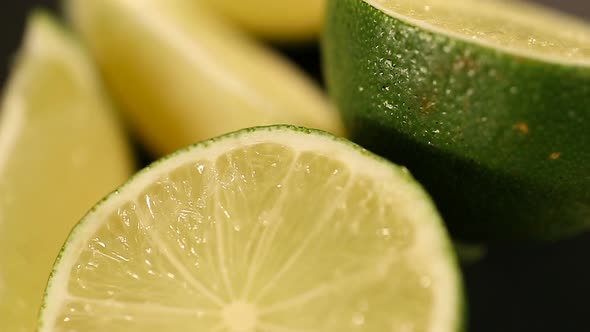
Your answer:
(0, 12), (133, 331)
(64, 0), (344, 156)
(200, 0), (326, 41)
(39, 126), (462, 331)
(323, 0), (590, 240)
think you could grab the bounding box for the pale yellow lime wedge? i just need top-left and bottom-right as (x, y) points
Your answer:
(0, 12), (134, 332)
(199, 0), (326, 41)
(64, 0), (344, 156)
(39, 126), (462, 332)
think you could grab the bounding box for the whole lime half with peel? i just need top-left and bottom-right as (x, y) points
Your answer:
(38, 126), (462, 331)
(323, 0), (590, 241)
(0, 12), (133, 332)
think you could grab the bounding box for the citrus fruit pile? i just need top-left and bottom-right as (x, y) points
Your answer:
(0, 0), (587, 331)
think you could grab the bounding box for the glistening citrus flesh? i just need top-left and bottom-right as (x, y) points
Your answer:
(0, 12), (133, 332)
(39, 126), (462, 332)
(368, 0), (590, 65)
(64, 0), (344, 156)
(323, 0), (590, 241)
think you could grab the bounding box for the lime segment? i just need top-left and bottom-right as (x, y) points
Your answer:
(0, 12), (133, 332)
(200, 0), (326, 41)
(65, 0), (344, 156)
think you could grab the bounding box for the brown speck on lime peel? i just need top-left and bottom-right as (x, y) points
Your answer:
(550, 152), (561, 160)
(513, 122), (529, 134)
(453, 55), (478, 72)
(421, 97), (437, 113)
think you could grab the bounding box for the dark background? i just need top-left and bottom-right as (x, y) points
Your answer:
(1, 1), (589, 331)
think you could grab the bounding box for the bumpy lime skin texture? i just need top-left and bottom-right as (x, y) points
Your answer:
(323, 0), (590, 241)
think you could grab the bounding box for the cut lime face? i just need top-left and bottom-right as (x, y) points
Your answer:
(368, 0), (590, 65)
(39, 126), (462, 331)
(0, 12), (133, 332)
(65, 0), (344, 156)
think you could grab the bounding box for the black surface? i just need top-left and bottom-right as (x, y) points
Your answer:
(1, 1), (590, 331)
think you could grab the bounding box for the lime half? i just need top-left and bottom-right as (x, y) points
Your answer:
(323, 0), (590, 240)
(39, 126), (462, 331)
(0, 12), (133, 332)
